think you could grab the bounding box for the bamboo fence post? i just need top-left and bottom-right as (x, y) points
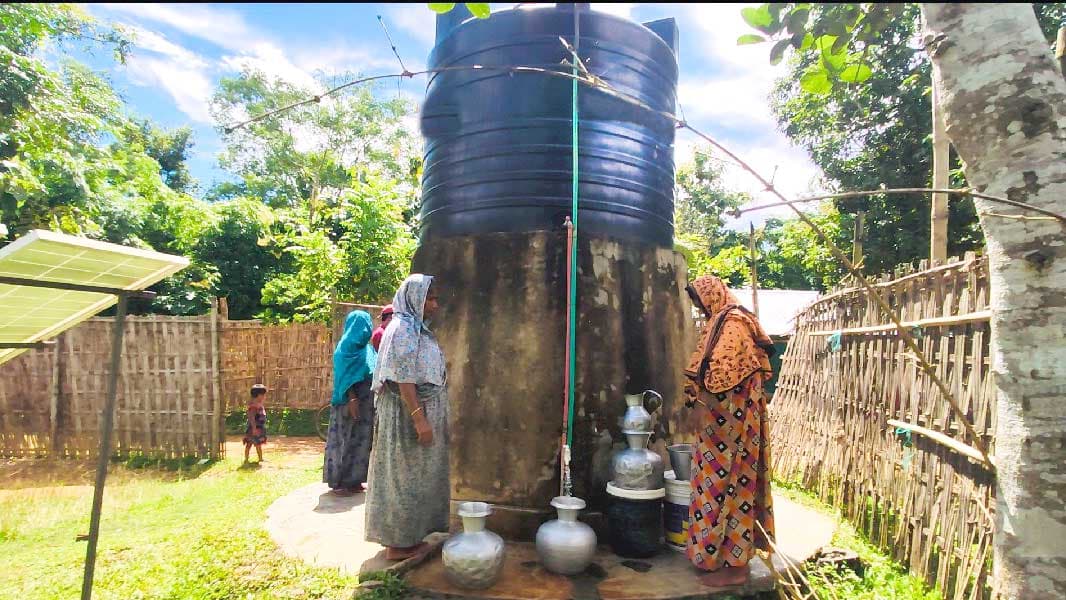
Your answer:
(1057, 26), (1066, 80)
(50, 335), (62, 454)
(749, 223), (760, 318)
(931, 79), (949, 263)
(853, 210), (865, 269)
(210, 300), (222, 458)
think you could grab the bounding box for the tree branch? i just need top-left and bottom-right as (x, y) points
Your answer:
(731, 187), (1066, 224)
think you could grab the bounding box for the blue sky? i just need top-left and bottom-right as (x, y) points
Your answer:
(81, 3), (824, 227)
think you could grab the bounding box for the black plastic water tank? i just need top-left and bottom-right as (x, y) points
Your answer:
(420, 4), (678, 247)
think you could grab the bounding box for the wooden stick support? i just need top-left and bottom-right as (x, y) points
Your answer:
(887, 419), (994, 469)
(749, 223), (760, 319)
(1057, 26), (1066, 79)
(931, 79), (949, 263)
(808, 310), (992, 336)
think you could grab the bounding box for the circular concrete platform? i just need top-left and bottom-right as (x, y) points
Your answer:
(403, 496), (837, 599)
(265, 483), (836, 598)
(265, 482), (390, 576)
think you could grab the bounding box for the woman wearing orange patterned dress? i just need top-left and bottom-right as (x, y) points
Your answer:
(682, 275), (776, 587)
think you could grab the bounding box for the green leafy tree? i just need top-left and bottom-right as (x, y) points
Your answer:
(759, 205), (846, 290)
(427, 3), (492, 19)
(744, 6), (1066, 596)
(766, 4), (977, 275)
(196, 200), (288, 321)
(211, 71), (419, 219)
(120, 119), (197, 194)
(258, 169), (416, 323)
(745, 3), (1065, 275)
(673, 149), (750, 282)
(739, 4), (1063, 277)
(675, 151), (750, 241)
(211, 70), (422, 322)
(127, 194), (218, 315)
(0, 4), (134, 238)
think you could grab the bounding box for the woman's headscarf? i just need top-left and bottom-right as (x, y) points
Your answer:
(684, 275), (775, 395)
(372, 274), (446, 392)
(332, 310), (377, 405)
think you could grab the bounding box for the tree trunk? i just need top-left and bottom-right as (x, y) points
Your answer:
(922, 5), (1066, 599)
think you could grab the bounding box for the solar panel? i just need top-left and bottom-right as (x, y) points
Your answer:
(0, 230), (189, 365)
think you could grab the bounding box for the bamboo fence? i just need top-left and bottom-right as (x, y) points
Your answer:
(0, 313), (224, 459)
(216, 302), (385, 411)
(219, 320), (333, 411)
(0, 301), (387, 457)
(771, 253), (995, 600)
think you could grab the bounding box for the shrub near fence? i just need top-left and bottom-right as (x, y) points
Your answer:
(771, 253), (995, 600)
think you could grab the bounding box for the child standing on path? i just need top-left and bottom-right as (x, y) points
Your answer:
(243, 384), (268, 464)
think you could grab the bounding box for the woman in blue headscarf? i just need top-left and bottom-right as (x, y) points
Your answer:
(365, 273), (449, 561)
(323, 310), (377, 496)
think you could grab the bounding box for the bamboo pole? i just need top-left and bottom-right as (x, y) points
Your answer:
(852, 210), (865, 269)
(209, 300), (222, 458)
(1057, 26), (1066, 79)
(749, 223), (760, 318)
(807, 310), (992, 336)
(49, 335), (62, 455)
(886, 418), (993, 468)
(931, 81), (949, 263)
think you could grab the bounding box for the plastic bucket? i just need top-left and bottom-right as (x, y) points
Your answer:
(663, 474), (690, 552)
(605, 482), (664, 558)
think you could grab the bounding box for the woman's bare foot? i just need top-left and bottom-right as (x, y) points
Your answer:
(330, 488), (355, 497)
(699, 564), (750, 588)
(385, 543), (428, 561)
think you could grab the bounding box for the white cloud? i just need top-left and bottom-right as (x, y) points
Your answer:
(677, 77), (776, 129)
(292, 44), (401, 79)
(221, 42), (322, 91)
(125, 54), (214, 123)
(99, 3), (258, 52)
(115, 22), (215, 123)
(124, 24), (208, 69)
(387, 4), (436, 47)
(673, 3), (825, 228)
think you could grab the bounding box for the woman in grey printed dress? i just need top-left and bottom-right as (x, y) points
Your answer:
(365, 273), (449, 561)
(323, 310), (376, 495)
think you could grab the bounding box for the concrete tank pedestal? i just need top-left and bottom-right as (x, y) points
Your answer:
(412, 231), (696, 540)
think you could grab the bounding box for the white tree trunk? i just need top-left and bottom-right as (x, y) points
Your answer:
(922, 5), (1066, 599)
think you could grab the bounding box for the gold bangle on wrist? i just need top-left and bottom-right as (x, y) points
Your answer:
(410, 406), (424, 417)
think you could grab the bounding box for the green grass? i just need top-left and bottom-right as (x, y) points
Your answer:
(773, 481), (940, 600)
(0, 455), (942, 600)
(226, 408), (322, 437)
(0, 445), (356, 600)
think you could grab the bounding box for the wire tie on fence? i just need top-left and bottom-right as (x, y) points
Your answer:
(894, 427), (913, 447)
(894, 426), (914, 469)
(827, 331), (843, 352)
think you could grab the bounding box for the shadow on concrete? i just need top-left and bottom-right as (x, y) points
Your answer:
(314, 490), (366, 514)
